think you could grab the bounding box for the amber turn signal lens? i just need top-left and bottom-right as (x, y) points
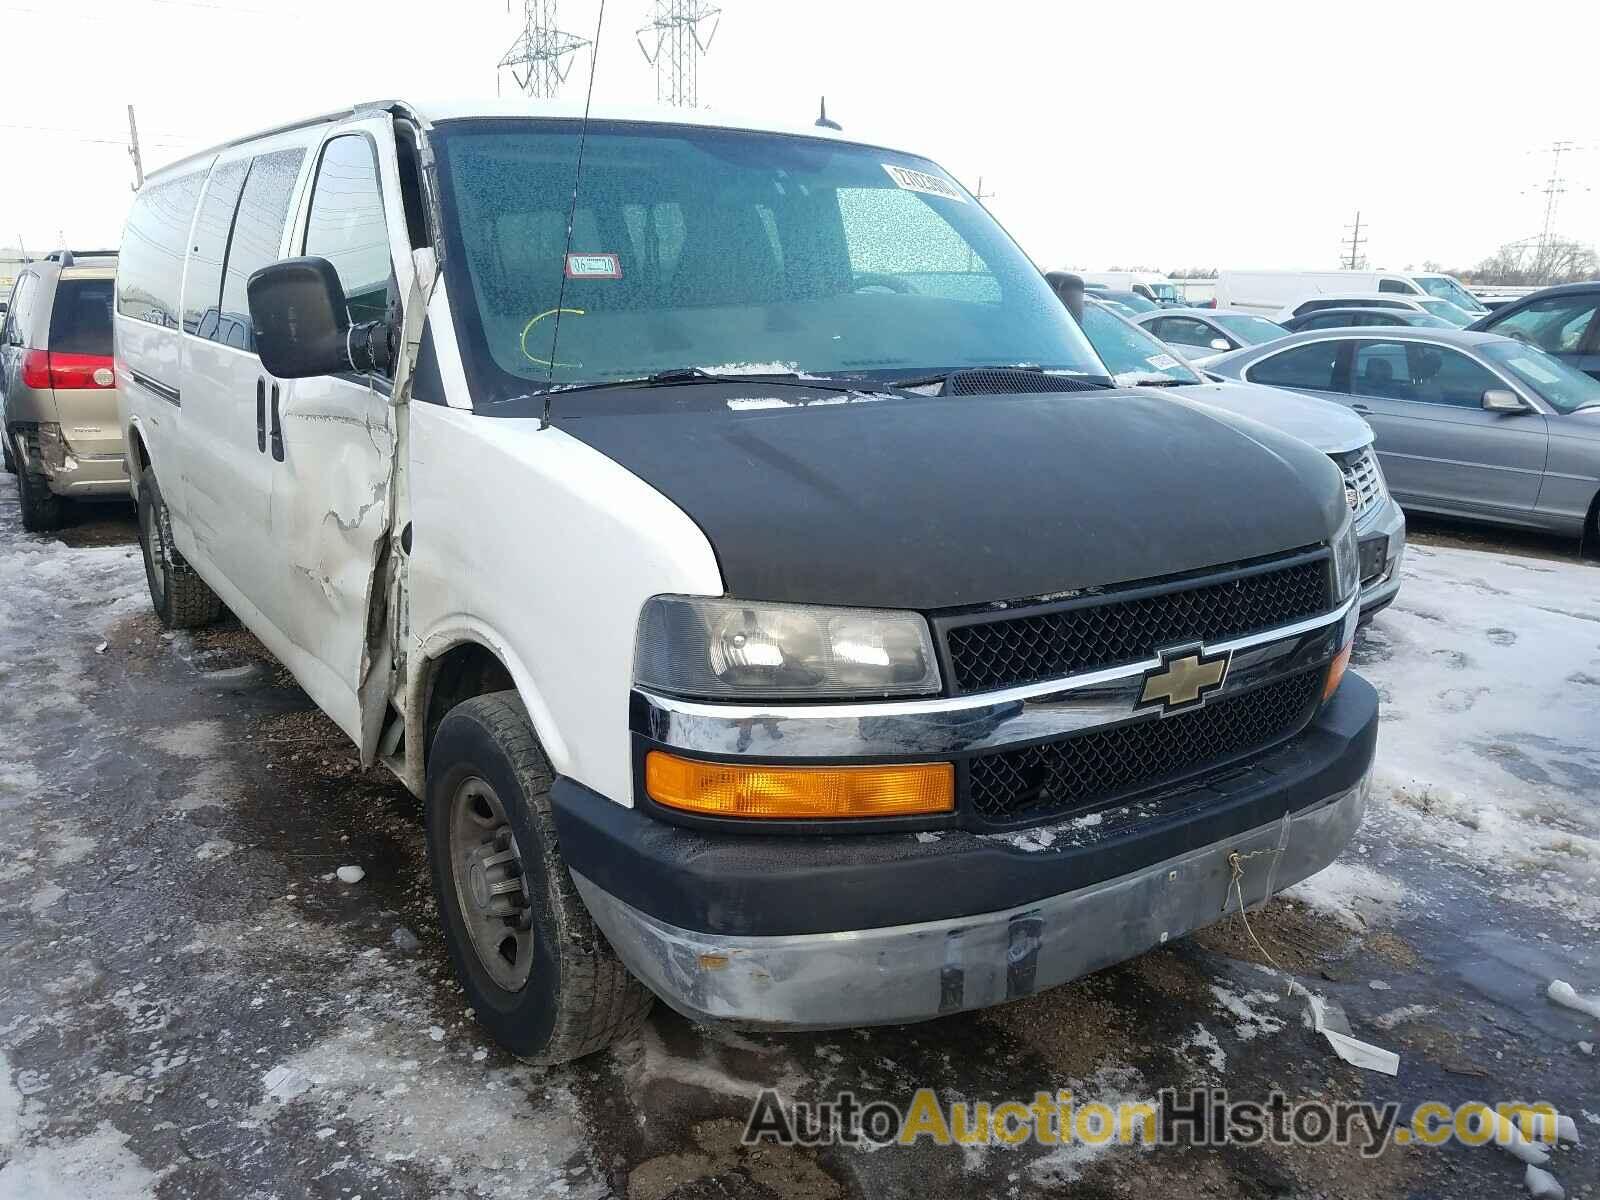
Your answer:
(645, 751), (955, 819)
(1323, 644), (1352, 702)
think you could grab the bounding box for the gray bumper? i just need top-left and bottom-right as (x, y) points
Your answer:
(1357, 496), (1405, 621)
(573, 772), (1370, 1030)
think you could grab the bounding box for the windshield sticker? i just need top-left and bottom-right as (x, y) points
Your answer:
(1506, 356), (1560, 384)
(1146, 353), (1180, 370)
(565, 253), (622, 279)
(881, 164), (967, 203)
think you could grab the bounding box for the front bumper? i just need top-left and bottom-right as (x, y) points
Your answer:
(560, 674), (1379, 1029)
(1356, 495), (1405, 623)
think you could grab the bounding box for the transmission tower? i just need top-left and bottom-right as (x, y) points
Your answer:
(499, 0), (591, 99)
(1534, 140), (1579, 262)
(1340, 210), (1367, 270)
(636, 0), (720, 107)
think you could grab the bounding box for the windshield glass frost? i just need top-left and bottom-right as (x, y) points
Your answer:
(432, 120), (1100, 400)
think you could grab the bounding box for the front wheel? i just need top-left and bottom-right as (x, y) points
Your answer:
(425, 691), (653, 1063)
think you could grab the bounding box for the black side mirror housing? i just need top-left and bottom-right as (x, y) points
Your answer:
(1044, 271), (1085, 322)
(247, 256), (393, 379)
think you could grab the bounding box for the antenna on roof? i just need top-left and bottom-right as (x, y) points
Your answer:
(815, 97), (841, 131)
(541, 0), (606, 430)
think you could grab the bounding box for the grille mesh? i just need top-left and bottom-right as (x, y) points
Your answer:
(944, 369), (1107, 395)
(968, 669), (1322, 824)
(945, 558), (1331, 694)
(1339, 447), (1384, 522)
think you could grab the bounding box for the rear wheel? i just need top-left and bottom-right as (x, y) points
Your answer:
(425, 690), (653, 1063)
(2, 425), (15, 474)
(137, 465), (222, 628)
(16, 456), (63, 532)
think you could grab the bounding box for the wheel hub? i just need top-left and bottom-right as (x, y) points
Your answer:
(447, 778), (535, 991)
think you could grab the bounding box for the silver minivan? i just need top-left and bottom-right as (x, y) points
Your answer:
(0, 250), (126, 530)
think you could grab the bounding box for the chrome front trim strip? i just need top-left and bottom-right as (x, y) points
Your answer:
(633, 594), (1357, 759)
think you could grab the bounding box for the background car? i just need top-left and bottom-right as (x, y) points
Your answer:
(1281, 307), (1455, 334)
(1216, 269), (1489, 319)
(1278, 293), (1475, 326)
(1207, 328), (1600, 550)
(1076, 296), (1406, 618)
(1467, 282), (1600, 381)
(1133, 307), (1289, 363)
(1083, 284), (1160, 314)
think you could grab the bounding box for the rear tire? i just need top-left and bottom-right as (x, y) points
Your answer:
(16, 458), (64, 532)
(2, 425), (15, 474)
(425, 690), (653, 1063)
(137, 465), (222, 628)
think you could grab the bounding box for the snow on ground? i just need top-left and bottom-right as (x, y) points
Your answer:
(1342, 542), (1600, 928)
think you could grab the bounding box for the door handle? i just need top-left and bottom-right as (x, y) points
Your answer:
(269, 383), (284, 462)
(256, 378), (266, 453)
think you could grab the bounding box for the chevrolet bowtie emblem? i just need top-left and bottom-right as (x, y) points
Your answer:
(1138, 644), (1232, 715)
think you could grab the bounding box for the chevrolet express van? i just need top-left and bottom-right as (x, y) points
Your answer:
(117, 99), (1376, 1062)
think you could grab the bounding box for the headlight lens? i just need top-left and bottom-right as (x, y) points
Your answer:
(635, 596), (942, 700)
(1331, 509), (1360, 602)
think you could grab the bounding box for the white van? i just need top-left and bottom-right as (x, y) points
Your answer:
(1080, 271), (1181, 306)
(1216, 269), (1486, 318)
(116, 98), (1375, 1062)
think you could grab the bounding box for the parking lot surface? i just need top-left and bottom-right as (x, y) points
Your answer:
(1, 496), (1596, 1200)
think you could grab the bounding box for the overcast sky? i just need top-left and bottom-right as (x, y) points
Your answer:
(3, 0), (1597, 273)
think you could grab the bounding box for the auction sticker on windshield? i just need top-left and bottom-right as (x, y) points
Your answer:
(566, 253), (623, 279)
(1147, 353), (1180, 370)
(882, 164), (967, 203)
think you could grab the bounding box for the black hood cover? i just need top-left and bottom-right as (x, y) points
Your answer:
(556, 386), (1347, 611)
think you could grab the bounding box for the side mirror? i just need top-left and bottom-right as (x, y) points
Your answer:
(1044, 270), (1085, 322)
(246, 256), (392, 379)
(1481, 388), (1524, 413)
(1209, 337), (1230, 351)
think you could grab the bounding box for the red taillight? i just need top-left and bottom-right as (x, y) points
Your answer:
(20, 349), (52, 389)
(45, 352), (116, 390)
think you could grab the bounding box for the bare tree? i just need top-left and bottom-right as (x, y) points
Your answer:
(1461, 239), (1599, 287)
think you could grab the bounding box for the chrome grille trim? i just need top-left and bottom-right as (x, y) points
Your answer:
(1340, 446), (1385, 524)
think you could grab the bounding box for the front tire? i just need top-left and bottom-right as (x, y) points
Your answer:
(425, 691), (653, 1063)
(137, 465), (222, 628)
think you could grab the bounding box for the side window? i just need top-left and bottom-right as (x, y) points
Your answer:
(304, 135), (394, 327)
(183, 158), (251, 337)
(1351, 341), (1416, 400)
(219, 148), (306, 352)
(4, 274), (33, 344)
(836, 187), (1000, 304)
(1248, 341), (1344, 391)
(1378, 279), (1412, 294)
(118, 171), (205, 328)
(1157, 317), (1217, 348)
(1489, 295), (1600, 354)
(1409, 345), (1500, 408)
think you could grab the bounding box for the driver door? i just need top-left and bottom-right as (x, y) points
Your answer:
(266, 118), (415, 749)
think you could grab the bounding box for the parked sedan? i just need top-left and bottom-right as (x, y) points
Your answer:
(1207, 329), (1600, 549)
(1077, 298), (1406, 619)
(1278, 293), (1476, 327)
(1467, 282), (1600, 381)
(1084, 286), (1161, 314)
(1133, 308), (1289, 363)
(1281, 308), (1455, 334)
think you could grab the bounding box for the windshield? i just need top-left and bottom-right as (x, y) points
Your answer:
(1079, 301), (1202, 385)
(1417, 298), (1474, 326)
(1103, 290), (1159, 314)
(1148, 283), (1179, 302)
(1213, 313), (1287, 344)
(1480, 341), (1600, 414)
(1416, 274), (1487, 313)
(431, 120), (1102, 404)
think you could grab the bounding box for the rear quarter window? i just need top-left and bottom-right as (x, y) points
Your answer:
(47, 278), (114, 355)
(118, 171), (205, 328)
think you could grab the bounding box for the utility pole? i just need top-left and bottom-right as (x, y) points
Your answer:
(637, 0), (720, 108)
(127, 104), (145, 192)
(1340, 210), (1366, 270)
(499, 0), (591, 98)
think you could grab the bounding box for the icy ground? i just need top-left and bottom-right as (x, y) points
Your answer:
(0, 492), (1596, 1200)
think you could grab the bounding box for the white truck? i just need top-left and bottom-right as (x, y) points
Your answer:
(116, 98), (1374, 1063)
(1080, 271), (1182, 306)
(1216, 269), (1486, 318)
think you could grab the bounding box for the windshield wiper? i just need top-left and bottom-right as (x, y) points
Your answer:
(1129, 377), (1193, 387)
(495, 368), (883, 421)
(892, 365), (1114, 390)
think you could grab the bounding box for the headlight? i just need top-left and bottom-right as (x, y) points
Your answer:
(634, 596), (942, 700)
(1330, 509), (1360, 602)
